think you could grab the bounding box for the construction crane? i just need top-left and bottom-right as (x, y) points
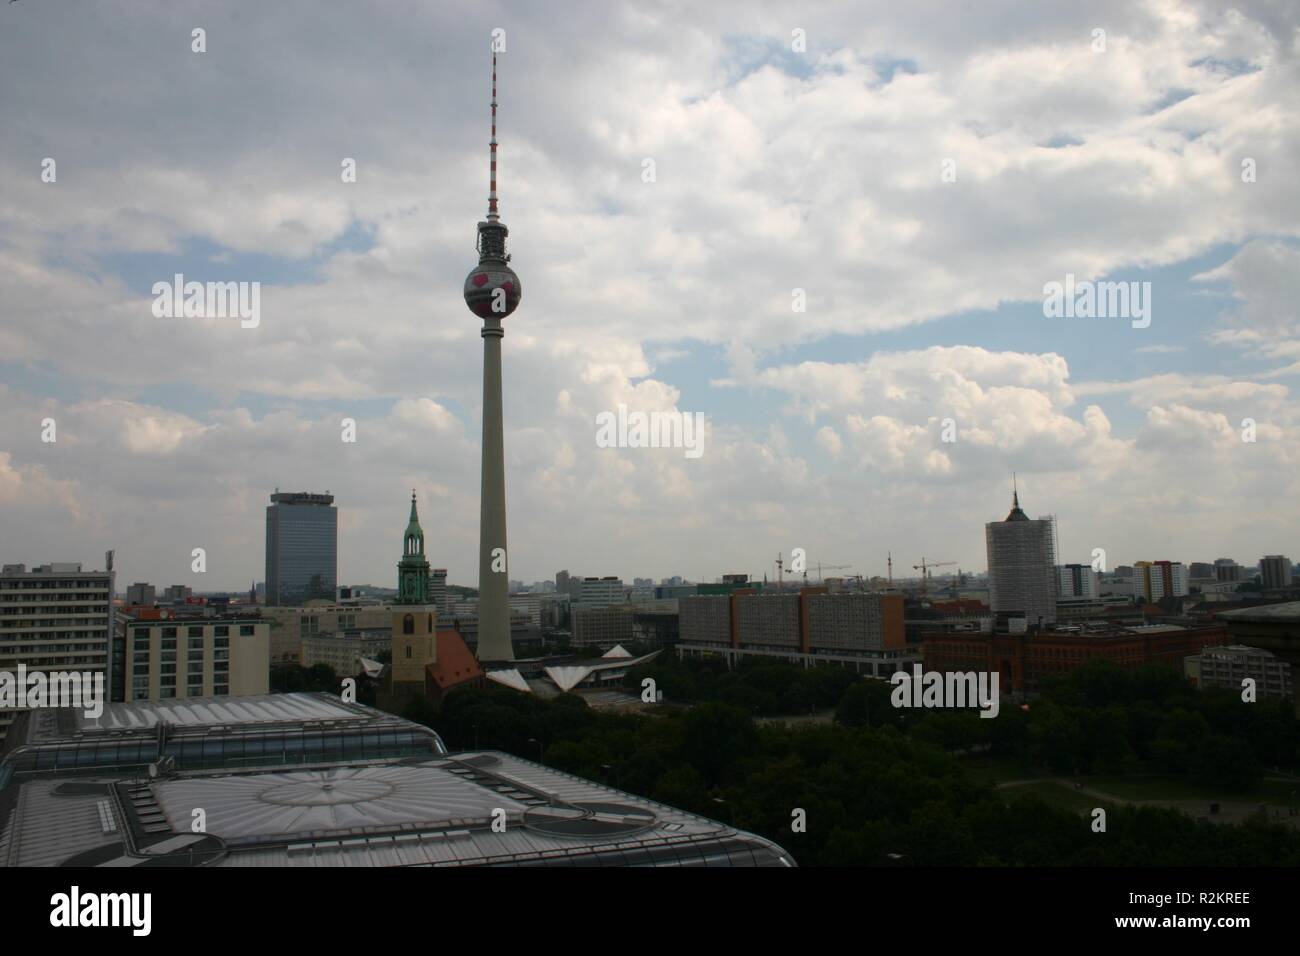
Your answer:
(912, 558), (956, 598)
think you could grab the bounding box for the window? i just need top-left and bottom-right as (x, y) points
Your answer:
(214, 625), (229, 638)
(405, 645), (412, 659)
(162, 627), (177, 639)
(403, 614), (414, 635)
(187, 626), (204, 638)
(239, 625), (254, 636)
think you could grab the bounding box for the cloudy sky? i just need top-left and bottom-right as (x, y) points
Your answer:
(1, 0), (1298, 592)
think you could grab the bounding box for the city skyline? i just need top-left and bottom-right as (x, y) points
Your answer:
(2, 2), (1298, 592)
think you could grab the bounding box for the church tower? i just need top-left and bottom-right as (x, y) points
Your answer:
(391, 491), (438, 685)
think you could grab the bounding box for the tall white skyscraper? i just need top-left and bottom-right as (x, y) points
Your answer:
(985, 487), (1057, 628)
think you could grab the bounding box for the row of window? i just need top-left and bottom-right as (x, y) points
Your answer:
(131, 625), (255, 640)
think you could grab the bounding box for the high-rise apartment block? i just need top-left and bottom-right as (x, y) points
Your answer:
(1132, 560), (1188, 602)
(125, 582), (156, 605)
(1260, 555), (1292, 590)
(1214, 558), (1243, 583)
(0, 559), (115, 743)
(1057, 564), (1099, 599)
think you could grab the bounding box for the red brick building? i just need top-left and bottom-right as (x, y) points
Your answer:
(922, 623), (1227, 694)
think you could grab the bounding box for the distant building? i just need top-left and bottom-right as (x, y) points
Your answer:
(0, 559), (115, 743)
(572, 606), (634, 648)
(1132, 561), (1188, 602)
(509, 592), (542, 627)
(578, 576), (624, 607)
(163, 585), (192, 603)
(984, 489), (1057, 628)
(1186, 645), (1293, 700)
(300, 632), (391, 676)
(632, 607), (680, 646)
(262, 604), (395, 665)
(431, 568), (449, 617)
(1260, 555), (1292, 590)
(924, 623), (1228, 695)
(125, 582), (156, 605)
(1214, 558), (1244, 583)
(265, 491), (338, 606)
(678, 589), (911, 676)
(1057, 564), (1099, 599)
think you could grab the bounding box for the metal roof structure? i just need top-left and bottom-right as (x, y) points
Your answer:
(0, 750), (794, 868)
(1217, 601), (1300, 622)
(1, 693), (447, 786)
(544, 650), (661, 693)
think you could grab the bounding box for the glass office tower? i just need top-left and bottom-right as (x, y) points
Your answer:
(265, 492), (337, 606)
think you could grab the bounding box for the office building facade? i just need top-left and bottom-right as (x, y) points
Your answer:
(265, 491), (338, 606)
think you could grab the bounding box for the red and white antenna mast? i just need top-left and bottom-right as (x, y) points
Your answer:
(487, 51), (499, 222)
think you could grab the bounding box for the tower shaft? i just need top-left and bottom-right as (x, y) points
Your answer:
(477, 316), (512, 661)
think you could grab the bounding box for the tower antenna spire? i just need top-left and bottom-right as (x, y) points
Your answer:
(488, 51), (499, 222)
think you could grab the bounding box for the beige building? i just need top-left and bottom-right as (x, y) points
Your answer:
(123, 617), (269, 701)
(301, 633), (391, 675)
(262, 604), (394, 664)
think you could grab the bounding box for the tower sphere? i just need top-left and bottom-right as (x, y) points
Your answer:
(464, 256), (521, 320)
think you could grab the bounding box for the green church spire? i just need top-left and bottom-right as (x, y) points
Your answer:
(396, 490), (431, 605)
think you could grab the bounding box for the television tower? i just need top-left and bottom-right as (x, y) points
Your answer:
(463, 50), (521, 664)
